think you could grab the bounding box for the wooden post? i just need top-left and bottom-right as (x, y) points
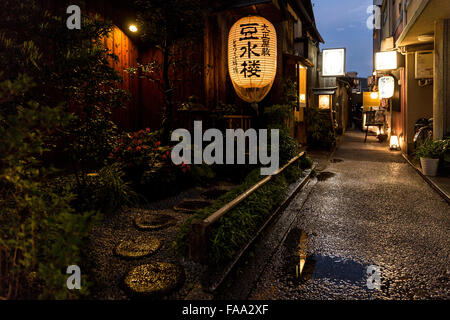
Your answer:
(188, 220), (209, 263)
(434, 19), (449, 140)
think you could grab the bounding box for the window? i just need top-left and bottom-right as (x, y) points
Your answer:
(298, 64), (307, 108)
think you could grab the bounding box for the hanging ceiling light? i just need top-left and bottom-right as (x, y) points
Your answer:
(129, 24), (138, 33)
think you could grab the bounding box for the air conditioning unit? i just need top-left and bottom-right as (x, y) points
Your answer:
(415, 50), (434, 79)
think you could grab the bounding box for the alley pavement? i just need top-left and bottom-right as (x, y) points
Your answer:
(231, 130), (450, 300)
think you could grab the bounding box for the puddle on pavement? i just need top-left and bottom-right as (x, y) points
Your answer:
(282, 228), (368, 286)
(316, 171), (336, 182)
(330, 158), (343, 163)
(283, 228), (308, 280)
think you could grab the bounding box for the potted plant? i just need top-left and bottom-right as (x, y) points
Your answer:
(415, 138), (443, 176)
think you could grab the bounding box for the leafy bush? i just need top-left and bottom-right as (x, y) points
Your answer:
(70, 164), (140, 213)
(175, 155), (312, 264)
(188, 164), (216, 183)
(264, 104), (293, 131)
(0, 77), (101, 299)
(0, 0), (129, 299)
(415, 138), (444, 159)
(441, 139), (450, 163)
(306, 107), (336, 150)
(110, 129), (168, 183)
(263, 104), (300, 165)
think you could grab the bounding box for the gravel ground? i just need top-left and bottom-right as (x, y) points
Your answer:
(224, 130), (450, 300)
(88, 183), (234, 300)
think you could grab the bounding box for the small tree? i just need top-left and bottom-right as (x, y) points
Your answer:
(0, 0), (126, 299)
(128, 0), (207, 143)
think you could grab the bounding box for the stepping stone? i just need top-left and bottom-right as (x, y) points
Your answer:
(201, 188), (229, 200)
(115, 236), (161, 259)
(124, 262), (185, 296)
(173, 200), (211, 213)
(135, 213), (177, 231)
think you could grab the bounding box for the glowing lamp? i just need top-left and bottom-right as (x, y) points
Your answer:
(322, 48), (346, 77)
(300, 94), (306, 103)
(378, 76), (395, 99)
(319, 95), (331, 109)
(363, 92), (380, 110)
(390, 135), (400, 150)
(375, 51), (397, 71)
(228, 16), (277, 103)
(129, 24), (138, 33)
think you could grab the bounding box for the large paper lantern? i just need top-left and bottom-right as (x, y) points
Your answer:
(228, 16), (277, 103)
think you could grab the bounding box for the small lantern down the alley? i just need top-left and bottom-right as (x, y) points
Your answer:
(378, 76), (395, 99)
(390, 135), (400, 150)
(319, 95), (331, 109)
(228, 16), (277, 104)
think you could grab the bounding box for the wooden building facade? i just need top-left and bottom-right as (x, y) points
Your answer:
(66, 0), (324, 142)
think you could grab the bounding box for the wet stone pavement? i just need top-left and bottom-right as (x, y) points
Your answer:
(223, 130), (450, 300)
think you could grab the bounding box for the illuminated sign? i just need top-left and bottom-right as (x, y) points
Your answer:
(322, 48), (346, 77)
(228, 16), (277, 103)
(375, 51), (397, 71)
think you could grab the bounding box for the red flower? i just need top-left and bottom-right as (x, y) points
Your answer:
(156, 141), (161, 147)
(127, 146), (132, 151)
(142, 145), (148, 149)
(145, 128), (150, 132)
(136, 146), (142, 151)
(137, 139), (142, 144)
(162, 154), (167, 160)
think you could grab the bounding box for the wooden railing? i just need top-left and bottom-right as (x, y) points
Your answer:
(223, 115), (253, 131)
(188, 151), (306, 263)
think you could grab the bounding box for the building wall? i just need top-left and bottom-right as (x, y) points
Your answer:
(405, 52), (434, 151)
(406, 0), (422, 25)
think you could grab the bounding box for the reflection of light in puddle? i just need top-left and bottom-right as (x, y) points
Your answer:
(296, 231), (308, 279)
(305, 255), (368, 284)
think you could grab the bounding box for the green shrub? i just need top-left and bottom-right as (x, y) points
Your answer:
(188, 164), (216, 183)
(263, 104), (300, 165)
(175, 155), (311, 264)
(415, 138), (444, 160)
(110, 129), (168, 183)
(74, 164), (140, 213)
(306, 107), (336, 150)
(0, 0), (128, 299)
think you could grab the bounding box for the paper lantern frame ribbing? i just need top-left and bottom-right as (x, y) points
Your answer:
(228, 16), (277, 105)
